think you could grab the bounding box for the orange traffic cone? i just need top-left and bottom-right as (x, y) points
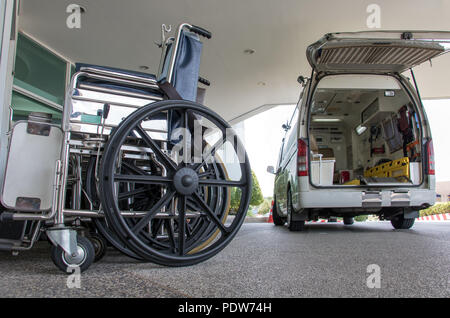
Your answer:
(268, 200), (274, 223)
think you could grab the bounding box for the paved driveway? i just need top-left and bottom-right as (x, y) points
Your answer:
(0, 222), (449, 297)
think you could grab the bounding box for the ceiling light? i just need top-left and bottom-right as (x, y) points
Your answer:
(355, 124), (367, 135)
(313, 118), (342, 122)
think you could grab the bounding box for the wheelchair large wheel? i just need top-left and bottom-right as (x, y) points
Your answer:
(87, 156), (229, 261)
(99, 100), (252, 266)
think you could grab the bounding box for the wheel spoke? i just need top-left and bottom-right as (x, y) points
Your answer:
(121, 161), (146, 175)
(198, 171), (215, 178)
(118, 187), (149, 200)
(134, 124), (177, 171)
(165, 219), (177, 253)
(178, 195), (186, 256)
(185, 220), (194, 237)
(193, 134), (227, 172)
(192, 192), (230, 235)
(180, 109), (188, 130)
(114, 174), (172, 185)
(131, 191), (176, 233)
(198, 179), (246, 187)
(181, 110), (190, 165)
(151, 219), (164, 238)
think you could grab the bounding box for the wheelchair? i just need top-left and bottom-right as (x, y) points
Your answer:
(0, 23), (252, 273)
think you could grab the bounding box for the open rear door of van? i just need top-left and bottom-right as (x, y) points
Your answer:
(307, 31), (450, 73)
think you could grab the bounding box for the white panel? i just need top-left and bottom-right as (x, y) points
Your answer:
(2, 122), (62, 211)
(317, 75), (401, 90)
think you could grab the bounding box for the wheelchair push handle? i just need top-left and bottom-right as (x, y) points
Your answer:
(198, 76), (210, 86)
(189, 25), (212, 39)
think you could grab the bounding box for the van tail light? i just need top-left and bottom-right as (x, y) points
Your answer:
(426, 139), (435, 175)
(297, 139), (308, 177)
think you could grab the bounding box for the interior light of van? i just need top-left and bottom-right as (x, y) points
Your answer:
(355, 124), (367, 135)
(384, 90), (395, 97)
(312, 118), (342, 122)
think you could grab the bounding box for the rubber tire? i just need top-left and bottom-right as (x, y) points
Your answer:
(99, 100), (252, 267)
(287, 190), (305, 232)
(272, 197), (286, 226)
(51, 236), (95, 273)
(88, 233), (108, 262)
(391, 215), (415, 229)
(343, 217), (354, 225)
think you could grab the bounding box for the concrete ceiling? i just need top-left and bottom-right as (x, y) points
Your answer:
(19, 0), (450, 123)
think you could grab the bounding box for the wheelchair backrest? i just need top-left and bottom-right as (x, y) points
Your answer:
(63, 25), (205, 136)
(158, 30), (203, 102)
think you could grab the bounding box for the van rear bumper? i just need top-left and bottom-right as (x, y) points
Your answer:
(292, 188), (435, 210)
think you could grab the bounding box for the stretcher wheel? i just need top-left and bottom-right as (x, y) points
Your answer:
(99, 100), (252, 266)
(50, 236), (95, 273)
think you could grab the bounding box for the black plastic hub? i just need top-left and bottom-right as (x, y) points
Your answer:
(173, 167), (199, 195)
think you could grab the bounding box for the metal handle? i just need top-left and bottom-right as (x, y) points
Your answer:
(189, 25), (212, 39)
(198, 76), (210, 86)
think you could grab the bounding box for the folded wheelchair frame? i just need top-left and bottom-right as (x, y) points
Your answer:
(0, 23), (252, 273)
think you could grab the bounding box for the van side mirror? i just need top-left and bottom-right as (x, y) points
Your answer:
(297, 75), (307, 87)
(267, 166), (276, 174)
(282, 123), (290, 131)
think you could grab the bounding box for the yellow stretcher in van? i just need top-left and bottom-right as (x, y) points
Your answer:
(344, 157), (412, 185)
(364, 157), (410, 180)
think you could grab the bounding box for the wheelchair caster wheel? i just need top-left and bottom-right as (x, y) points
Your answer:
(88, 233), (108, 262)
(51, 236), (95, 273)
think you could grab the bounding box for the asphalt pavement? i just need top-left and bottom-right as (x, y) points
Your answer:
(0, 221), (449, 297)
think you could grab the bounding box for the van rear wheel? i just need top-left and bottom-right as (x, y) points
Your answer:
(391, 215), (415, 229)
(287, 190), (305, 232)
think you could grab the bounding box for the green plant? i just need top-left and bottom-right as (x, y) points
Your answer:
(257, 198), (272, 215)
(419, 202), (450, 217)
(250, 171), (264, 206)
(229, 170), (264, 214)
(354, 215), (368, 222)
(229, 187), (241, 215)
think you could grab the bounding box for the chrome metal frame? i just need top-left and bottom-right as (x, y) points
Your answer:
(1, 22), (197, 254)
(157, 23), (194, 84)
